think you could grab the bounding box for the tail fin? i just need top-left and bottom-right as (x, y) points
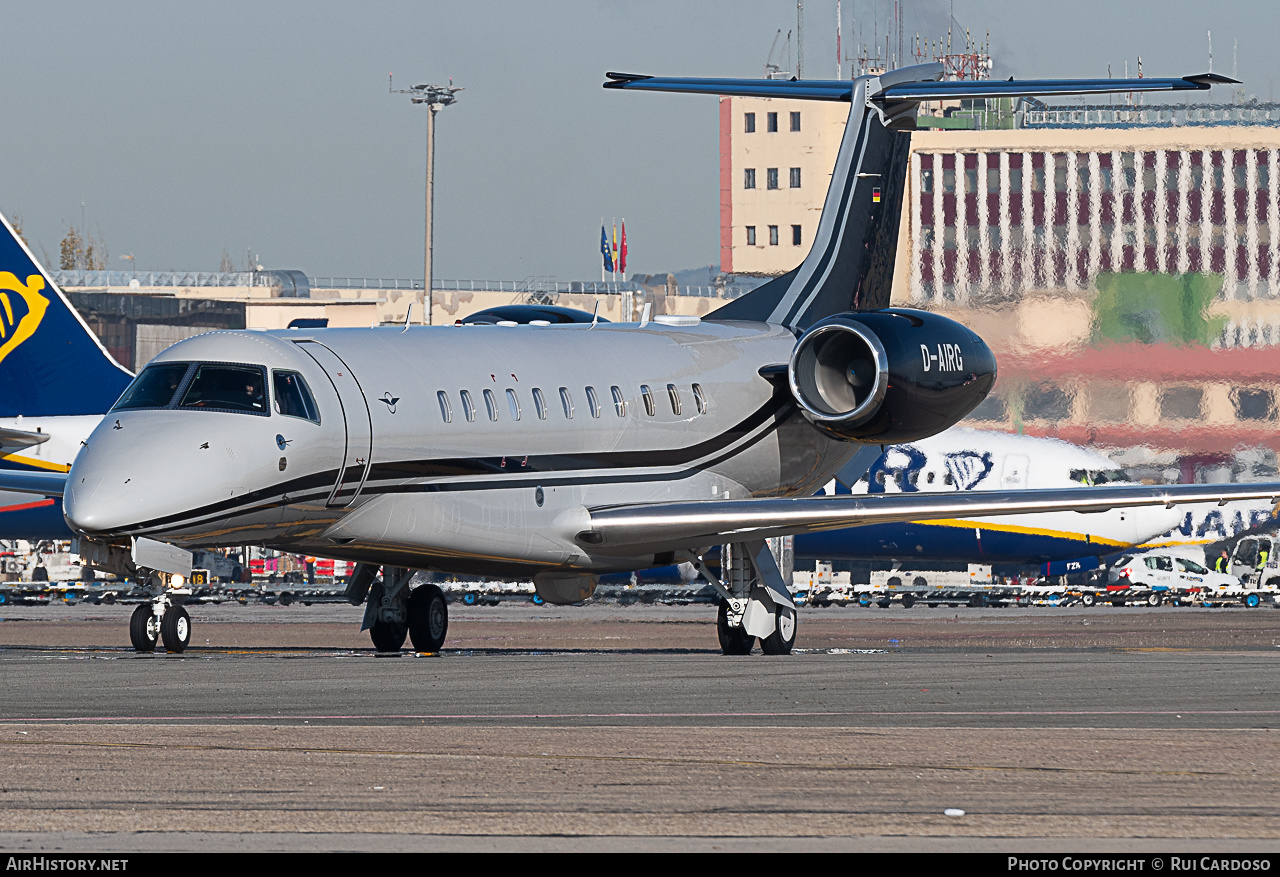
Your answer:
(0, 212), (133, 417)
(605, 67), (1227, 331)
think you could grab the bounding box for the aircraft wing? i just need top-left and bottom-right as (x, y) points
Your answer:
(0, 426), (52, 451)
(0, 469), (68, 497)
(578, 482), (1280, 555)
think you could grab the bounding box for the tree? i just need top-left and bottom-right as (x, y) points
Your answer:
(59, 225), (106, 270)
(219, 248), (237, 273)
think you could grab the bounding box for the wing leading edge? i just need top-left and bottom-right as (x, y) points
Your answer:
(577, 482), (1280, 556)
(0, 469), (68, 497)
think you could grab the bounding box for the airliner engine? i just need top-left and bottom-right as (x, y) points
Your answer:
(787, 308), (996, 443)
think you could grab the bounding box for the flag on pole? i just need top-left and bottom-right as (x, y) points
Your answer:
(611, 221), (619, 278)
(600, 225), (613, 273)
(619, 220), (628, 275)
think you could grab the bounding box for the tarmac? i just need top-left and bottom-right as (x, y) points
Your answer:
(0, 601), (1277, 852)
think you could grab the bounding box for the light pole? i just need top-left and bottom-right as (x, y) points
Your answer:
(392, 77), (461, 325)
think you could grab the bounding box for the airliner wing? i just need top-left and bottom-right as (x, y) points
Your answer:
(0, 469), (67, 497)
(0, 426), (52, 451)
(578, 483), (1280, 555)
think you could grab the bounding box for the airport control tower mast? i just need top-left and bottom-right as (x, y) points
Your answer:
(392, 77), (461, 325)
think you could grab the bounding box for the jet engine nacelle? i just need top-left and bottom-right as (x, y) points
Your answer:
(787, 308), (996, 443)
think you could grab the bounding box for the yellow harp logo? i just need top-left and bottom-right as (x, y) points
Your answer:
(0, 273), (50, 365)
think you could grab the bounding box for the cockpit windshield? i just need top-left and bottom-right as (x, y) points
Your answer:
(179, 364), (268, 414)
(112, 363), (192, 411)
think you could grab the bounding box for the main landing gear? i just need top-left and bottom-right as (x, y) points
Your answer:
(693, 540), (798, 656)
(348, 564), (447, 653)
(128, 576), (193, 654)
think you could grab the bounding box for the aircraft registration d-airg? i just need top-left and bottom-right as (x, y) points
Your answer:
(7, 64), (1276, 655)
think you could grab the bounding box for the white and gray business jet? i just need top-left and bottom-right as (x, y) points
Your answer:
(10, 64), (1276, 656)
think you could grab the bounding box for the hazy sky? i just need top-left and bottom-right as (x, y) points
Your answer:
(3, 1), (1277, 281)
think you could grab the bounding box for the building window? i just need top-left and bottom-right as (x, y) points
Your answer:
(792, 225), (802, 246)
(1023, 384), (1073, 421)
(1234, 388), (1275, 421)
(766, 168), (779, 189)
(769, 225), (779, 246)
(744, 112), (755, 133)
(767, 111), (778, 132)
(743, 168), (756, 189)
(1159, 386), (1203, 421)
(966, 394), (1007, 422)
(789, 167), (801, 188)
(746, 226), (756, 246)
(790, 111), (800, 131)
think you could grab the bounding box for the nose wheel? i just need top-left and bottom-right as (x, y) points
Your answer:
(129, 593), (192, 653)
(161, 605), (191, 653)
(129, 604), (159, 652)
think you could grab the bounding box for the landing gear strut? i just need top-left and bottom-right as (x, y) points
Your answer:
(693, 539), (797, 656)
(357, 565), (445, 653)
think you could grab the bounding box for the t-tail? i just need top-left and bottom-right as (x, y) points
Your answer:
(0, 211), (133, 417)
(605, 68), (1235, 331)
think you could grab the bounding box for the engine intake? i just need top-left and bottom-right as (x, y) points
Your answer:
(787, 309), (996, 442)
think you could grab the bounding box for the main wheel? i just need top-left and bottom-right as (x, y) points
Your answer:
(370, 619), (408, 652)
(408, 584), (449, 652)
(129, 604), (158, 652)
(160, 605), (191, 653)
(760, 607), (797, 655)
(716, 600), (755, 655)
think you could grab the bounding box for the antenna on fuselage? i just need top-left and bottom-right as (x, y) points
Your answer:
(402, 302), (414, 332)
(590, 300), (600, 328)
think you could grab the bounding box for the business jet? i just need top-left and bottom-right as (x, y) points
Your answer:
(8, 64), (1274, 657)
(0, 213), (131, 539)
(797, 428), (1182, 569)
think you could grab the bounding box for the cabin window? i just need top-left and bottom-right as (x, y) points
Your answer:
(926, 471), (935, 484)
(506, 388), (521, 421)
(483, 389), (499, 422)
(641, 384), (656, 416)
(114, 362), (191, 410)
(611, 386), (626, 416)
(273, 371), (320, 423)
(559, 387), (574, 419)
(436, 390), (452, 423)
(585, 386), (601, 418)
(532, 387), (547, 420)
(460, 389), (476, 422)
(178, 364), (268, 415)
(692, 383), (707, 414)
(667, 384), (682, 415)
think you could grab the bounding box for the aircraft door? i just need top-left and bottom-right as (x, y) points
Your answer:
(294, 340), (373, 508)
(1000, 454), (1029, 490)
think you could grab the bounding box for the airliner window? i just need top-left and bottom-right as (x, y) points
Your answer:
(483, 389), (499, 421)
(460, 389), (476, 422)
(692, 383), (707, 414)
(667, 384), (682, 415)
(640, 384), (656, 416)
(178, 364), (267, 414)
(611, 386), (626, 416)
(532, 388), (547, 420)
(273, 371), (319, 423)
(585, 386), (601, 418)
(506, 388), (521, 421)
(559, 387), (574, 419)
(437, 390), (452, 423)
(113, 362), (191, 410)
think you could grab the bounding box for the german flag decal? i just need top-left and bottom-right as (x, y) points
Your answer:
(872, 187), (881, 203)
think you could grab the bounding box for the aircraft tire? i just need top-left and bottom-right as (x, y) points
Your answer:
(716, 600), (754, 655)
(370, 620), (408, 652)
(129, 605), (158, 652)
(408, 584), (449, 652)
(760, 607), (796, 656)
(160, 605), (191, 653)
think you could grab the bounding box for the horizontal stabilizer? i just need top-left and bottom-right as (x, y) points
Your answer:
(579, 482), (1280, 555)
(0, 468), (67, 497)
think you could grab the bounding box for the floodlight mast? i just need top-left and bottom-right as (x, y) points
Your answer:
(392, 77), (461, 325)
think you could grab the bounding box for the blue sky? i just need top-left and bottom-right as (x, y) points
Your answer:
(2, 0), (1274, 280)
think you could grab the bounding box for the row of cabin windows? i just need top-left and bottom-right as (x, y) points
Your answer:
(743, 167), (802, 189)
(436, 383), (708, 424)
(744, 111), (801, 133)
(746, 225), (802, 246)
